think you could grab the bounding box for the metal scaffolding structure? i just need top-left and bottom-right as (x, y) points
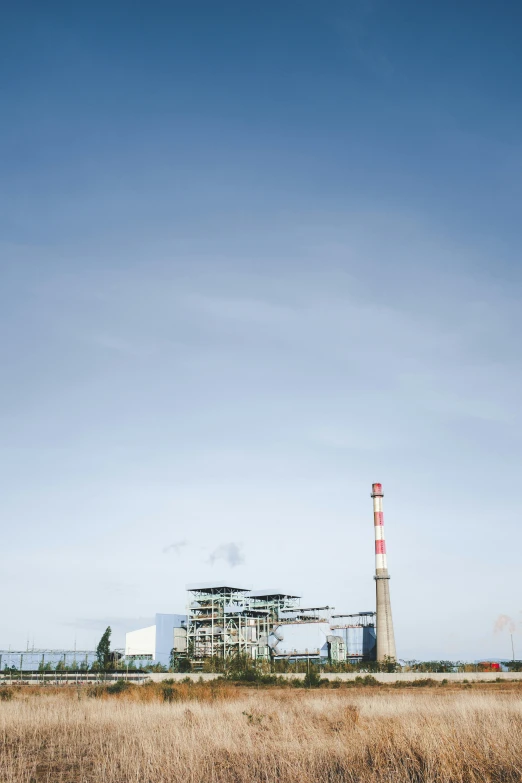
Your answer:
(280, 605), (334, 623)
(0, 649), (98, 671)
(330, 611), (376, 628)
(186, 584), (302, 661)
(185, 586), (377, 664)
(329, 612), (377, 660)
(249, 590), (301, 623)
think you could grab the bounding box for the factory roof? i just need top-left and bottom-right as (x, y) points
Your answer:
(331, 611), (376, 618)
(249, 589), (301, 600)
(186, 582), (250, 593)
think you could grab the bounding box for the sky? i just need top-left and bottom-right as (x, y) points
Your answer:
(1, 0), (522, 661)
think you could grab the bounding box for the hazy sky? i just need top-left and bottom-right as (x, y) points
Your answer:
(2, 1), (522, 661)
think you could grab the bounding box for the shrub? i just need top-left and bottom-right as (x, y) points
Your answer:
(107, 680), (131, 695)
(410, 678), (437, 687)
(87, 685), (107, 699)
(354, 675), (380, 687)
(162, 685), (177, 703)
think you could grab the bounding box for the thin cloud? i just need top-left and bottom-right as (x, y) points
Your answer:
(163, 540), (189, 555)
(209, 542), (244, 568)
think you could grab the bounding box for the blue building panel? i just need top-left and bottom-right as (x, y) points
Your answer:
(154, 613), (187, 667)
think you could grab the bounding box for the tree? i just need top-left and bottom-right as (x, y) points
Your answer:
(303, 665), (322, 688)
(381, 655), (398, 673)
(96, 626), (112, 670)
(169, 649), (192, 672)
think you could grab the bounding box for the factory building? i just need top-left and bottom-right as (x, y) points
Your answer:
(124, 483), (394, 667)
(124, 593), (376, 666)
(125, 613), (187, 667)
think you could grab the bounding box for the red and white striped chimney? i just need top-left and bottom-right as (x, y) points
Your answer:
(372, 483), (387, 571)
(371, 482), (396, 662)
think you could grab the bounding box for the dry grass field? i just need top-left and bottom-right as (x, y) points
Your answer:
(1, 682), (522, 782)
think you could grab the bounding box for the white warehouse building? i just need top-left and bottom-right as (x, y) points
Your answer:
(125, 614), (187, 667)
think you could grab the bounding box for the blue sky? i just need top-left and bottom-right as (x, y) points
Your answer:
(1, 1), (521, 660)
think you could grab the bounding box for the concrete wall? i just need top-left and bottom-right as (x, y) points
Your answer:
(2, 671), (520, 685)
(145, 671), (522, 683)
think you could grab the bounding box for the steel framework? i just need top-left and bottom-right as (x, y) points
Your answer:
(186, 585), (302, 661)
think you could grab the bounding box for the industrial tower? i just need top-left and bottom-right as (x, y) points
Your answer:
(371, 483), (397, 662)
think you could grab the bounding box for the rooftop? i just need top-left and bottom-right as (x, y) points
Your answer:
(186, 582), (250, 594)
(331, 611), (375, 618)
(249, 589), (301, 600)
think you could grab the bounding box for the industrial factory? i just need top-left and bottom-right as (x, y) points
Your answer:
(124, 483), (397, 667)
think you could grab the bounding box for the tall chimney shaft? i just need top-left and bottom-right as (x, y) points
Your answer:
(371, 482), (396, 662)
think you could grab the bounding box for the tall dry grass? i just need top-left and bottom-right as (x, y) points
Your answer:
(1, 685), (522, 782)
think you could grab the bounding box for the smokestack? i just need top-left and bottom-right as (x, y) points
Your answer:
(371, 482), (396, 662)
